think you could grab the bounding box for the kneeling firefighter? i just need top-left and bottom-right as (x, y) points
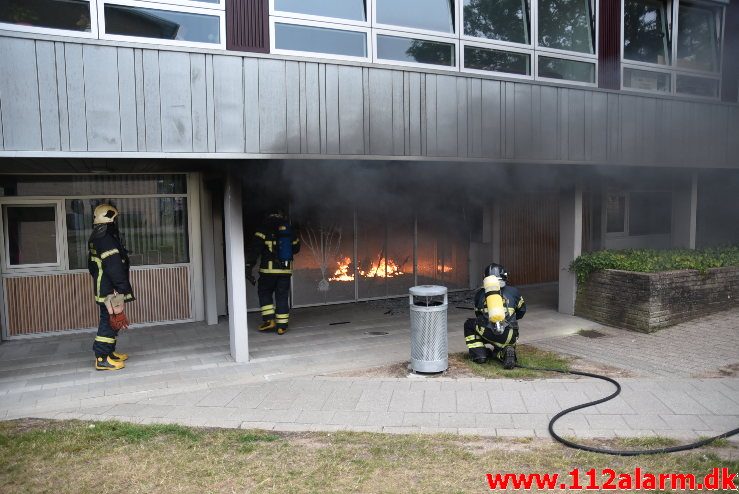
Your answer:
(88, 204), (135, 371)
(464, 263), (526, 369)
(246, 210), (300, 335)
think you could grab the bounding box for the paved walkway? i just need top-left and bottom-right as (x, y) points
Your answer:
(1, 288), (737, 442)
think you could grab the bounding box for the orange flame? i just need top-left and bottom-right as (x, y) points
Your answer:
(437, 264), (454, 273)
(329, 256), (355, 281)
(360, 257), (404, 278)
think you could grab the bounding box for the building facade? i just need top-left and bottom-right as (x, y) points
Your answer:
(0, 0), (737, 361)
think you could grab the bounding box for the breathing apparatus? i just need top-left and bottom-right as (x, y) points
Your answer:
(483, 263), (508, 335)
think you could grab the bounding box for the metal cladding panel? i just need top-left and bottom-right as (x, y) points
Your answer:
(338, 66), (365, 155)
(159, 52), (194, 152)
(0, 38), (41, 151)
(4, 267), (191, 336)
(83, 45), (122, 151)
(117, 48), (139, 152)
(258, 59), (287, 153)
(369, 69), (394, 156)
(1, 36), (738, 168)
(36, 41), (61, 151)
(599, 0), (621, 90)
(190, 53), (210, 153)
(213, 55), (245, 152)
(226, 0), (269, 54)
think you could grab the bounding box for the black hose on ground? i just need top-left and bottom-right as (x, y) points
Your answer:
(515, 363), (739, 456)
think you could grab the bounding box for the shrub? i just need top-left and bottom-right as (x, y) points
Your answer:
(570, 247), (739, 284)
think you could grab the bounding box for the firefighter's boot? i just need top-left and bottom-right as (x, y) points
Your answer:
(259, 319), (276, 331)
(502, 346), (517, 370)
(95, 356), (125, 371)
(277, 325), (288, 335)
(110, 351), (128, 362)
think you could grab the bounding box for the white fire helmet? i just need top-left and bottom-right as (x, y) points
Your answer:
(93, 204), (119, 225)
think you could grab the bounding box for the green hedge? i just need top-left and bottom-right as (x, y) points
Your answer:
(570, 247), (739, 284)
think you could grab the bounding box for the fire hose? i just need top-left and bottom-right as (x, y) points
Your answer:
(515, 363), (739, 456)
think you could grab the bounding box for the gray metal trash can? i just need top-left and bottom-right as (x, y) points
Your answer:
(409, 285), (448, 373)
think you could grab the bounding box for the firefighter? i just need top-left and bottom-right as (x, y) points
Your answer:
(464, 263), (526, 369)
(246, 210), (300, 335)
(88, 204), (135, 371)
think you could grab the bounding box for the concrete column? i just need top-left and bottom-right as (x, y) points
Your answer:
(558, 184), (583, 315)
(224, 174), (249, 362)
(671, 172), (698, 249)
(200, 179), (218, 325)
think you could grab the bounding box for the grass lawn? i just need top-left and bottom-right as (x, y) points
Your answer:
(451, 344), (571, 379)
(1, 419), (737, 493)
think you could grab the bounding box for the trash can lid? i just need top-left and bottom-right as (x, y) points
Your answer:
(409, 285), (447, 297)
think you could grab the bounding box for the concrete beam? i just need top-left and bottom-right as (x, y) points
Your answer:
(558, 184), (583, 315)
(224, 174), (249, 362)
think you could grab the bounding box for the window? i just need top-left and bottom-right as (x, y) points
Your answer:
(623, 67), (671, 92)
(273, 0), (366, 22)
(66, 197), (190, 269)
(676, 3), (720, 72)
(538, 0), (595, 54)
(622, 0), (724, 99)
(0, 0), (95, 37)
(605, 193), (626, 234)
(538, 55), (595, 83)
(274, 21), (368, 58)
(376, 33), (456, 67)
(629, 191), (671, 235)
(463, 0), (530, 44)
(101, 1), (223, 46)
(375, 0), (455, 34)
(464, 45), (530, 75)
(3, 204), (60, 268)
(623, 0), (670, 65)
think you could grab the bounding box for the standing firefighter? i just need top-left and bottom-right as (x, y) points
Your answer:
(88, 204), (135, 371)
(247, 210), (300, 335)
(464, 263), (526, 369)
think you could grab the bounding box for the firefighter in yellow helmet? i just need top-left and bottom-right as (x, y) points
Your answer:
(464, 263), (526, 369)
(246, 210), (300, 335)
(88, 204), (135, 370)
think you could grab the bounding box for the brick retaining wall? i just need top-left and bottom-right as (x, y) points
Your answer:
(574, 267), (739, 332)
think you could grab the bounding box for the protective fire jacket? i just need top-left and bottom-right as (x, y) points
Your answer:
(246, 221), (301, 275)
(87, 225), (135, 304)
(473, 285), (526, 339)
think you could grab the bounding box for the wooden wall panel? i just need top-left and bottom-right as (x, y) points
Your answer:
(5, 267), (191, 336)
(500, 194), (560, 286)
(226, 0), (269, 54)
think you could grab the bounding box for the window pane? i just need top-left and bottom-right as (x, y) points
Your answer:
(376, 0), (454, 33)
(274, 0), (366, 21)
(676, 74), (719, 97)
(538, 56), (594, 82)
(463, 0), (529, 44)
(66, 198), (189, 269)
(606, 193), (626, 233)
(0, 0), (91, 32)
(0, 174), (187, 196)
(538, 0), (594, 54)
(677, 3), (720, 72)
(377, 35), (456, 66)
(623, 0), (670, 64)
(629, 191), (671, 235)
(104, 4), (220, 44)
(623, 67), (671, 92)
(5, 205), (58, 265)
(275, 23), (367, 57)
(464, 46), (530, 74)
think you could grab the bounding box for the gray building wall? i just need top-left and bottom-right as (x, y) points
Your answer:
(1, 33), (738, 168)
